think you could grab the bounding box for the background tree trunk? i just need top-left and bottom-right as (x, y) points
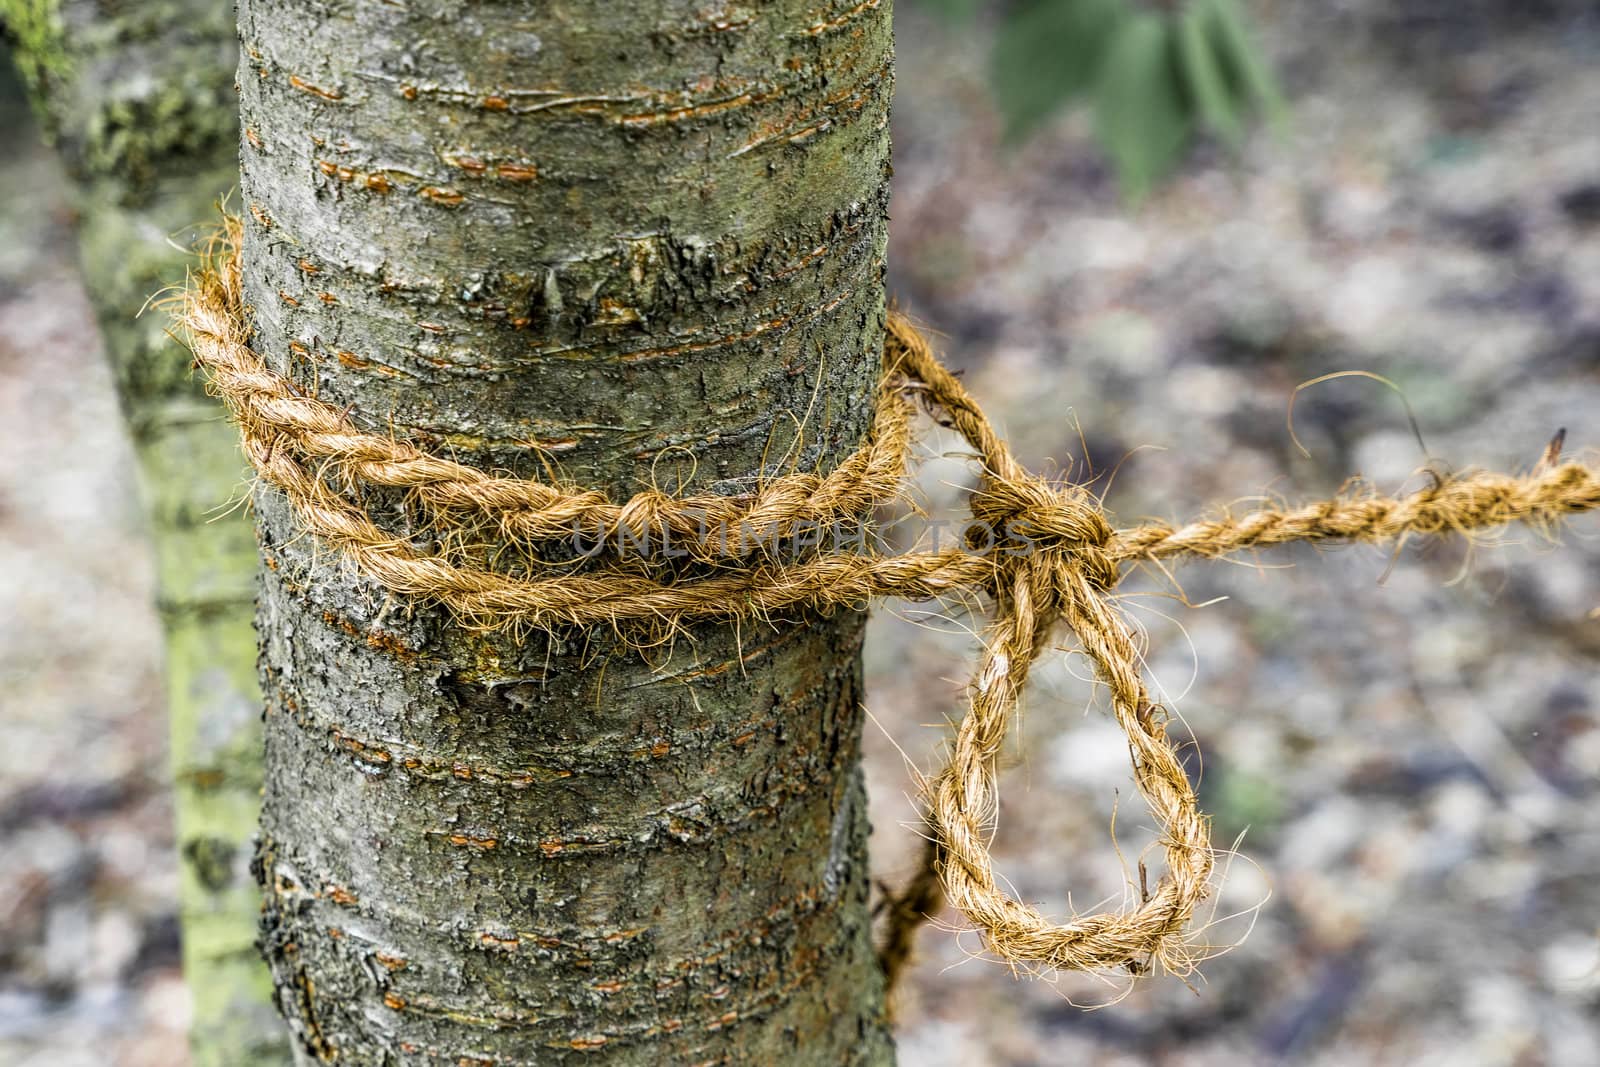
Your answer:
(0, 2), (289, 1062)
(238, 0), (896, 1062)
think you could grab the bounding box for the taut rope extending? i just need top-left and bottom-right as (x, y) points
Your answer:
(177, 218), (1600, 988)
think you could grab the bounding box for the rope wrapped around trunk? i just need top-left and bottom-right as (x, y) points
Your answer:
(175, 217), (1600, 989)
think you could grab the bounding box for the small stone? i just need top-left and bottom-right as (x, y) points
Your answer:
(1558, 183), (1600, 227)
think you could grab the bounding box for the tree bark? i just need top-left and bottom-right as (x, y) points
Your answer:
(1, 2), (289, 1062)
(238, 0), (895, 1062)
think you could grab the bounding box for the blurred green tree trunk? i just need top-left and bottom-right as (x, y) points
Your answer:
(1, 2), (288, 1063)
(237, 0), (896, 1061)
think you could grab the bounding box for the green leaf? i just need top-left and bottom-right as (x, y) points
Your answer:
(1175, 3), (1242, 147)
(1201, 0), (1288, 128)
(1093, 12), (1191, 201)
(990, 0), (1128, 143)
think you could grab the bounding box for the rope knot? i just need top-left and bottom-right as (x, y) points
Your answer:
(972, 477), (1119, 590)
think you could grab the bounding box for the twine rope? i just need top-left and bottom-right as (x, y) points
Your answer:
(177, 220), (1600, 987)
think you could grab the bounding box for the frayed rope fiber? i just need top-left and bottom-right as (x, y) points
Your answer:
(177, 217), (1600, 988)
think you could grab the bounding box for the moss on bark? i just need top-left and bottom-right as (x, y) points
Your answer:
(3, 2), (289, 1062)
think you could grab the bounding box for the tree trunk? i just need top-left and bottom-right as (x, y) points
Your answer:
(237, 0), (895, 1062)
(1, 2), (289, 1062)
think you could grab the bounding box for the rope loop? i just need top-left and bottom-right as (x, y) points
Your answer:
(174, 217), (1600, 991)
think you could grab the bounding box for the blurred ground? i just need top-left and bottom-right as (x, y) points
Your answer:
(0, 46), (189, 1067)
(3, 2), (1600, 1064)
(873, 3), (1600, 1065)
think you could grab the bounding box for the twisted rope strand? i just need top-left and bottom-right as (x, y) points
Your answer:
(176, 219), (1600, 987)
(184, 224), (920, 564)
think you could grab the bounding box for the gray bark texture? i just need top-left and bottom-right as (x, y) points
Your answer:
(237, 0), (896, 1062)
(1, 2), (291, 1062)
